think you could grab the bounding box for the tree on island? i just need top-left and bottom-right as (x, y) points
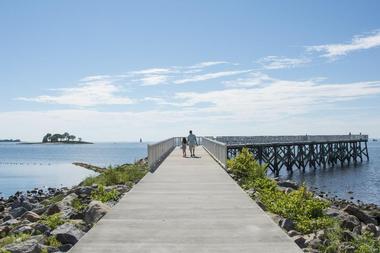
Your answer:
(42, 132), (80, 143)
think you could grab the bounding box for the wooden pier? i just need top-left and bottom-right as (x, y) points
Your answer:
(215, 135), (369, 176)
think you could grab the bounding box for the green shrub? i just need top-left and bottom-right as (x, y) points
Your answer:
(82, 164), (148, 186)
(321, 222), (380, 253)
(71, 198), (86, 212)
(91, 185), (120, 203)
(0, 233), (31, 248)
(353, 231), (380, 253)
(258, 184), (332, 233)
(227, 149), (332, 234)
(227, 148), (267, 185)
(41, 213), (64, 229)
(44, 235), (62, 247)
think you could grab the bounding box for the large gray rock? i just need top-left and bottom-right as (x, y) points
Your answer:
(74, 186), (93, 196)
(280, 218), (295, 231)
(45, 193), (78, 219)
(33, 223), (50, 234)
(11, 225), (33, 234)
(21, 211), (41, 222)
(9, 207), (28, 218)
(325, 207), (341, 217)
(343, 205), (377, 225)
(3, 238), (41, 253)
(10, 200), (35, 211)
(52, 223), (85, 245)
(84, 201), (111, 225)
(277, 180), (299, 190)
(2, 218), (21, 226)
(363, 223), (379, 237)
(306, 238), (322, 249)
(341, 214), (361, 231)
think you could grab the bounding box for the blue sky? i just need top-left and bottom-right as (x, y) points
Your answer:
(1, 0), (380, 141)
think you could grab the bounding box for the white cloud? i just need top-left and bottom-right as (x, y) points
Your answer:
(17, 81), (134, 107)
(223, 72), (273, 87)
(168, 76), (380, 122)
(130, 68), (173, 75)
(257, 56), (310, 69)
(307, 30), (380, 58)
(173, 70), (252, 84)
(188, 61), (229, 69)
(139, 75), (168, 86)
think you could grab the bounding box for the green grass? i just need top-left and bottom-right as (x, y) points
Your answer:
(228, 148), (333, 234)
(0, 233), (31, 248)
(81, 163), (148, 187)
(44, 235), (62, 247)
(40, 213), (65, 229)
(71, 198), (86, 212)
(91, 185), (120, 203)
(320, 222), (380, 253)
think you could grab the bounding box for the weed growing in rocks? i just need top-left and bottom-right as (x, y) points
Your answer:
(0, 233), (31, 248)
(71, 198), (86, 212)
(81, 164), (148, 187)
(40, 213), (65, 230)
(44, 235), (62, 247)
(91, 185), (120, 203)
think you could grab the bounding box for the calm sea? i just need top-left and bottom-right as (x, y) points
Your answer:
(281, 141), (380, 205)
(0, 141), (379, 205)
(0, 142), (147, 197)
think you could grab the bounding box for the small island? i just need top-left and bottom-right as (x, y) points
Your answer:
(20, 132), (93, 144)
(41, 132), (92, 144)
(0, 139), (21, 142)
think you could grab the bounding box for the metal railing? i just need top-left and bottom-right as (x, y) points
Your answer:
(202, 137), (227, 169)
(148, 137), (178, 171)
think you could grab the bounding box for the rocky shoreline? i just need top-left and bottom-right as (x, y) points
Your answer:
(251, 179), (380, 252)
(0, 184), (130, 252)
(0, 159), (148, 253)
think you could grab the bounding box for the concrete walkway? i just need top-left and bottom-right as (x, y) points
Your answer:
(70, 147), (302, 253)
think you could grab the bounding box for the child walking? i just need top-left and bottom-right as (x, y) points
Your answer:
(181, 137), (187, 157)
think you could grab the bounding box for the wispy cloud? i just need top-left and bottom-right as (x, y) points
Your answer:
(307, 30), (380, 58)
(131, 68), (173, 75)
(160, 75), (380, 122)
(129, 61), (234, 86)
(138, 75), (169, 86)
(223, 72), (273, 87)
(257, 56), (310, 69)
(173, 70), (252, 84)
(187, 61), (229, 69)
(17, 81), (134, 107)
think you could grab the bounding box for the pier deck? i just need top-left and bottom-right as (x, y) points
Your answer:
(70, 147), (302, 253)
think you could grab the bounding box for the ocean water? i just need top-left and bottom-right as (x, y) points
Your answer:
(1, 141), (379, 205)
(0, 142), (147, 197)
(280, 141), (380, 205)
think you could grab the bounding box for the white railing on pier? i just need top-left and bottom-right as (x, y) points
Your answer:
(148, 138), (178, 171)
(202, 137), (227, 169)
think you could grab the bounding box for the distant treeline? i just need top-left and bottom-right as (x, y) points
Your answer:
(42, 132), (82, 143)
(0, 139), (21, 142)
